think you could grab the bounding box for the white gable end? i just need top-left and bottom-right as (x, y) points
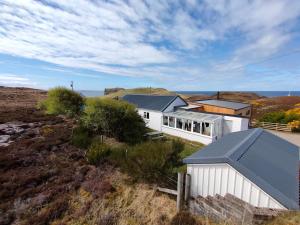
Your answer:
(163, 97), (186, 112)
(187, 163), (286, 210)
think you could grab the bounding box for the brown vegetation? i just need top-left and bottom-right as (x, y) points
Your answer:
(0, 87), (178, 225)
(251, 96), (300, 119)
(1, 87), (299, 225)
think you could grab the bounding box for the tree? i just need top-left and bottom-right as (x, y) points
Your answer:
(39, 87), (85, 118)
(82, 98), (146, 144)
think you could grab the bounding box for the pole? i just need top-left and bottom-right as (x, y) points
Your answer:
(184, 174), (191, 202)
(177, 172), (184, 211)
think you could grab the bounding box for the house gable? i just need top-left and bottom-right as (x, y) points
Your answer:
(183, 128), (299, 209)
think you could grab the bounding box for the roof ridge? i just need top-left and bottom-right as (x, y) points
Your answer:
(198, 99), (249, 104)
(225, 128), (263, 161)
(124, 94), (177, 97)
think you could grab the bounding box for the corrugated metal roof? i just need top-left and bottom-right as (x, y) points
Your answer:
(122, 94), (186, 112)
(164, 110), (222, 123)
(183, 128), (300, 209)
(196, 99), (250, 110)
(177, 104), (201, 110)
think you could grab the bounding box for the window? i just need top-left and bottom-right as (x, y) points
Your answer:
(169, 116), (175, 127)
(201, 122), (211, 136)
(163, 116), (168, 126)
(183, 119), (192, 132)
(176, 118), (183, 129)
(193, 121), (201, 133)
(143, 112), (149, 119)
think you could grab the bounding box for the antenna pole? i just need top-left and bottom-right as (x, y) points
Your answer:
(70, 81), (74, 91)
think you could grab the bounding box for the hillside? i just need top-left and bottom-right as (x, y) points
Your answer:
(0, 87), (179, 225)
(251, 96), (300, 119)
(185, 91), (263, 102)
(103, 87), (176, 98)
(1, 87), (299, 225)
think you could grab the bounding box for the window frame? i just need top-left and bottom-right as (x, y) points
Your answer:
(163, 115), (169, 126)
(143, 112), (150, 119)
(176, 118), (183, 129)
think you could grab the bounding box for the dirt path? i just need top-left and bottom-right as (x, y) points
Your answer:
(267, 130), (300, 147)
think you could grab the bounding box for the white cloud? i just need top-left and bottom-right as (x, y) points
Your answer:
(0, 0), (299, 87)
(0, 73), (37, 86)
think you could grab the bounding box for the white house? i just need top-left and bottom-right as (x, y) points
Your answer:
(123, 94), (249, 144)
(183, 128), (300, 210)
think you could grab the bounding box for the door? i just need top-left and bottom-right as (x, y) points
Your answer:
(223, 120), (233, 136)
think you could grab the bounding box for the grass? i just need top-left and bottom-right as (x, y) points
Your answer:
(164, 134), (205, 160)
(265, 211), (300, 225)
(102, 87), (176, 98)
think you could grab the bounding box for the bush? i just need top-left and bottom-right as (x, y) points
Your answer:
(71, 126), (92, 149)
(289, 120), (300, 132)
(169, 139), (185, 167)
(259, 111), (286, 123)
(39, 87), (85, 117)
(118, 140), (186, 181)
(122, 141), (172, 180)
(259, 110), (300, 124)
(82, 98), (146, 144)
(86, 141), (111, 165)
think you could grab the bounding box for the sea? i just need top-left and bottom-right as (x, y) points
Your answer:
(79, 90), (104, 97)
(80, 90), (300, 98)
(177, 91), (300, 97)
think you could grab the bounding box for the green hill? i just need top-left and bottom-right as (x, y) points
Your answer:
(103, 87), (176, 98)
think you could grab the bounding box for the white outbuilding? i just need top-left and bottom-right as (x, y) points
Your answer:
(183, 128), (300, 210)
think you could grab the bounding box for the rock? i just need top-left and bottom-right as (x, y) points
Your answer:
(0, 143), (9, 147)
(0, 135), (10, 143)
(0, 124), (9, 130)
(28, 123), (38, 128)
(2, 128), (15, 135)
(12, 126), (25, 134)
(51, 146), (59, 151)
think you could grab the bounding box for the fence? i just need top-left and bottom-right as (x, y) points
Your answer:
(251, 120), (291, 132)
(156, 172), (190, 211)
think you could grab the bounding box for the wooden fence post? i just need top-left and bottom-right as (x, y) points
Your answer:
(177, 172), (184, 211)
(184, 174), (191, 202)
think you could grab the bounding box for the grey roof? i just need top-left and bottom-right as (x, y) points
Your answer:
(122, 94), (186, 112)
(183, 128), (299, 209)
(164, 110), (222, 123)
(196, 99), (250, 110)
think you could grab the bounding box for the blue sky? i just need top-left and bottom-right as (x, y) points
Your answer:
(0, 0), (300, 91)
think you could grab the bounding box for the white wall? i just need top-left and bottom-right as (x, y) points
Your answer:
(187, 163), (286, 210)
(223, 116), (249, 134)
(163, 97), (187, 112)
(162, 126), (212, 144)
(137, 109), (162, 131)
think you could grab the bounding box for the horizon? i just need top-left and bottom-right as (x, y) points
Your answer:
(1, 1), (300, 91)
(1, 85), (300, 93)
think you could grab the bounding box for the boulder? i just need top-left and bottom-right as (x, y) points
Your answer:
(0, 135), (10, 143)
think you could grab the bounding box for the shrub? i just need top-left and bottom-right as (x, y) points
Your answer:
(259, 111), (286, 123)
(289, 120), (300, 132)
(39, 87), (85, 117)
(168, 139), (185, 167)
(86, 141), (111, 165)
(82, 98), (146, 144)
(121, 141), (175, 181)
(71, 126), (92, 149)
(259, 111), (300, 124)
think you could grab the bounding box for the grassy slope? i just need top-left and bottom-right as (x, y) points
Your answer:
(103, 87), (176, 98)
